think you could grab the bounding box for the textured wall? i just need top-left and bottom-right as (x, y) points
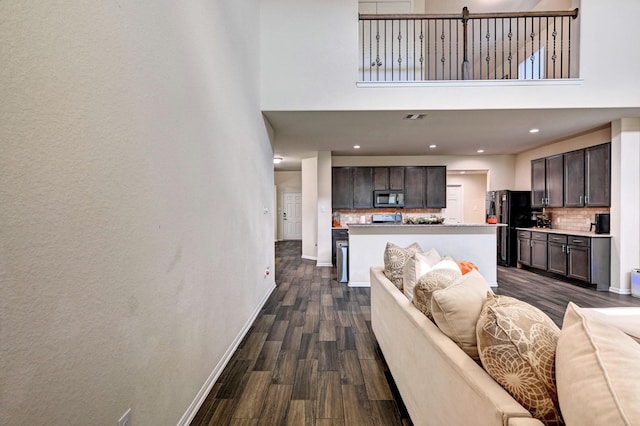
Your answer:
(0, 1), (274, 424)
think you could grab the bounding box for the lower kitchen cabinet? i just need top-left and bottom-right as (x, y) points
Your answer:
(530, 232), (548, 271)
(517, 229), (611, 291)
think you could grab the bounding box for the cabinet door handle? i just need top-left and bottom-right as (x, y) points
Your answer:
(585, 195), (589, 204)
(561, 244), (565, 253)
(579, 195), (583, 205)
(566, 246), (571, 254)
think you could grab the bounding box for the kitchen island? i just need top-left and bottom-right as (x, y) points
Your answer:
(347, 223), (504, 287)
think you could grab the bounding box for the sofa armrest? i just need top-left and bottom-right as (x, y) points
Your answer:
(508, 417), (545, 426)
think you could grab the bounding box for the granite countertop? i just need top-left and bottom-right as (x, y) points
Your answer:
(515, 227), (612, 238)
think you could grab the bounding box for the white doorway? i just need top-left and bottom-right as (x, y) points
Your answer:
(283, 192), (302, 240)
(444, 185), (464, 224)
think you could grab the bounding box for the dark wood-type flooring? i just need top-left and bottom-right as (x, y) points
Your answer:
(192, 240), (640, 425)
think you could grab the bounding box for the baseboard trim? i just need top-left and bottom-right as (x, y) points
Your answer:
(348, 281), (371, 288)
(301, 255), (317, 261)
(608, 286), (632, 295)
(316, 262), (333, 267)
(178, 282), (277, 426)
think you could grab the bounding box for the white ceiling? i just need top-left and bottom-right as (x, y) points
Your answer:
(267, 107), (640, 171)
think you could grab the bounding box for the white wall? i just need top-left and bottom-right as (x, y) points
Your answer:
(0, 2), (274, 424)
(302, 156), (319, 259)
(261, 0), (640, 112)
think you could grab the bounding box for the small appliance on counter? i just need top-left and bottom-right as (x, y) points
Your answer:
(372, 213), (403, 223)
(332, 212), (341, 227)
(590, 213), (610, 234)
(533, 212), (552, 228)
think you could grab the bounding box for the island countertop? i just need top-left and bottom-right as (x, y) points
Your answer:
(346, 223), (501, 288)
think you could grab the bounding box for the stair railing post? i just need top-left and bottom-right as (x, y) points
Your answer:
(461, 7), (470, 80)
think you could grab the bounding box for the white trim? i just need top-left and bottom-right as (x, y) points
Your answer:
(177, 283), (277, 426)
(607, 286), (631, 295)
(356, 78), (584, 88)
(301, 255), (317, 261)
(348, 281), (371, 287)
(316, 262), (333, 267)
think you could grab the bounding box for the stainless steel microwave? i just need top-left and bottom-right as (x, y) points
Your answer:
(374, 190), (405, 208)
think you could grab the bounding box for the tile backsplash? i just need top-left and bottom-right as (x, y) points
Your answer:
(544, 207), (610, 232)
(334, 208), (442, 225)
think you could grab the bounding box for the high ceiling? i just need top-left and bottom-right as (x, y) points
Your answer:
(267, 0), (638, 171)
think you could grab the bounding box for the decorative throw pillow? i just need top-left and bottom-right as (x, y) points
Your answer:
(403, 248), (441, 301)
(456, 260), (479, 275)
(430, 269), (493, 359)
(476, 294), (562, 426)
(383, 242), (422, 290)
(412, 257), (462, 320)
(556, 302), (640, 426)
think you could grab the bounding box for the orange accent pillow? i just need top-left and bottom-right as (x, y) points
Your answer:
(456, 261), (478, 275)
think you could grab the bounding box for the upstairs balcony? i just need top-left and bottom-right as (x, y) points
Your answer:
(359, 7), (579, 82)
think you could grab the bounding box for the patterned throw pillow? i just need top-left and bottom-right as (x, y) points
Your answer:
(476, 294), (562, 426)
(402, 248), (441, 301)
(383, 242), (422, 290)
(412, 257), (462, 320)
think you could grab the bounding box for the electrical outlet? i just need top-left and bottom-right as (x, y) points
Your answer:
(118, 409), (131, 426)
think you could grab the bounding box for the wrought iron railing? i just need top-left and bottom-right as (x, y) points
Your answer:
(359, 8), (579, 82)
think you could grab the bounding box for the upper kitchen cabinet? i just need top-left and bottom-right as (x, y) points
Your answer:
(353, 167), (374, 208)
(373, 167), (405, 190)
(585, 143), (611, 207)
(564, 149), (585, 207)
(332, 167), (354, 209)
(403, 166), (447, 208)
(531, 155), (563, 208)
(403, 167), (426, 208)
(426, 166), (447, 208)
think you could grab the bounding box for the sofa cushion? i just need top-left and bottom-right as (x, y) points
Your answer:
(476, 294), (562, 425)
(412, 257), (462, 320)
(383, 242), (422, 290)
(430, 269), (493, 359)
(556, 302), (640, 426)
(403, 248), (441, 301)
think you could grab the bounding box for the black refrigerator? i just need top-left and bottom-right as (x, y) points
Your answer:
(487, 190), (534, 267)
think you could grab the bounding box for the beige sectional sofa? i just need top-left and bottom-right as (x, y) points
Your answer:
(370, 266), (545, 426)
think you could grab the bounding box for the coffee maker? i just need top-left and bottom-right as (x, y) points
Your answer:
(590, 213), (610, 234)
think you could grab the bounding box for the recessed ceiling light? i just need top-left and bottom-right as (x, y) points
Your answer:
(353, 145), (360, 149)
(273, 157), (283, 164)
(529, 128), (540, 133)
(429, 144), (437, 149)
(403, 114), (426, 120)
(477, 149), (485, 153)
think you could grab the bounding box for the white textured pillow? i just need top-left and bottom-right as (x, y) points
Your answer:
(430, 269), (493, 359)
(556, 302), (640, 426)
(403, 248), (441, 301)
(431, 256), (460, 273)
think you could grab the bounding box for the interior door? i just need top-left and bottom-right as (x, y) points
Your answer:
(283, 192), (302, 240)
(443, 185), (463, 224)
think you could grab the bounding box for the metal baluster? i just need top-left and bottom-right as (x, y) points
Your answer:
(485, 19), (490, 79)
(493, 18), (497, 79)
(568, 16), (571, 78)
(560, 16), (565, 78)
(538, 17), (542, 79)
(420, 20), (424, 80)
(508, 19), (513, 79)
(441, 19), (446, 78)
(552, 17), (557, 79)
(530, 17), (535, 79)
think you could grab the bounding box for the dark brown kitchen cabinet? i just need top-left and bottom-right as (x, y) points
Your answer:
(426, 166), (447, 208)
(373, 167), (404, 190)
(531, 159), (546, 208)
(353, 167), (374, 208)
(517, 231), (532, 266)
(530, 232), (548, 270)
(531, 155), (563, 208)
(585, 143), (611, 207)
(404, 166), (426, 208)
(567, 237), (590, 282)
(389, 167), (405, 190)
(332, 167), (354, 209)
(547, 234), (568, 275)
(564, 149), (585, 207)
